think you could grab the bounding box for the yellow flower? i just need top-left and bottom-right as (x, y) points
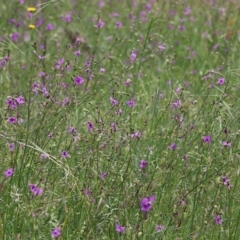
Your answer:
(27, 7), (36, 12)
(28, 24), (36, 29)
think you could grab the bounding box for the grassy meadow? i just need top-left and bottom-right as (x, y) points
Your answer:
(1, 0), (240, 239)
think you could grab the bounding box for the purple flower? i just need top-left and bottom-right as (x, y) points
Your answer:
(87, 121), (94, 131)
(124, 79), (131, 86)
(96, 19), (104, 28)
(115, 223), (126, 233)
(100, 68), (106, 73)
(116, 21), (122, 28)
(4, 168), (14, 177)
(140, 195), (155, 212)
(172, 99), (181, 109)
(169, 143), (177, 150)
(10, 32), (20, 42)
(222, 176), (232, 189)
(156, 225), (165, 232)
(8, 116), (17, 124)
(110, 97), (119, 106)
(68, 126), (77, 135)
(61, 150), (70, 158)
(218, 78), (225, 85)
(202, 135), (211, 144)
(15, 96), (25, 105)
(6, 98), (17, 109)
(126, 99), (135, 107)
(130, 50), (137, 63)
(158, 45), (165, 52)
(139, 160), (147, 169)
(51, 228), (61, 238)
(100, 172), (108, 179)
(8, 143), (15, 152)
(74, 50), (81, 56)
(29, 184), (43, 196)
(46, 23), (54, 31)
(222, 141), (231, 147)
(74, 76), (84, 85)
(215, 215), (222, 225)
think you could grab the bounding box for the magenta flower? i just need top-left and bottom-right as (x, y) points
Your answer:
(116, 21), (122, 28)
(15, 96), (25, 105)
(218, 78), (225, 85)
(222, 176), (232, 189)
(130, 50), (137, 63)
(215, 215), (222, 225)
(61, 151), (70, 158)
(46, 23), (54, 30)
(202, 135), (211, 144)
(87, 121), (94, 131)
(110, 97), (119, 106)
(74, 50), (81, 56)
(172, 99), (181, 109)
(115, 223), (126, 233)
(51, 228), (61, 238)
(169, 143), (177, 150)
(222, 141), (231, 147)
(140, 195), (155, 212)
(156, 225), (165, 232)
(100, 172), (108, 179)
(74, 76), (84, 85)
(8, 143), (15, 152)
(96, 19), (104, 28)
(4, 168), (14, 177)
(8, 116), (17, 124)
(29, 184), (43, 196)
(126, 99), (135, 107)
(139, 160), (147, 169)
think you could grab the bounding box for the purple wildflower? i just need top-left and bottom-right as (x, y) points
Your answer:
(4, 168), (14, 177)
(8, 116), (17, 124)
(51, 228), (61, 238)
(96, 19), (104, 28)
(15, 96), (25, 105)
(140, 195), (155, 212)
(74, 76), (84, 85)
(115, 223), (126, 233)
(110, 97), (119, 106)
(215, 215), (222, 225)
(139, 160), (147, 169)
(126, 99), (135, 107)
(202, 135), (211, 144)
(100, 172), (108, 179)
(218, 78), (225, 85)
(222, 176), (232, 189)
(29, 184), (43, 196)
(172, 99), (181, 109)
(169, 143), (177, 150)
(8, 143), (15, 152)
(130, 50), (137, 63)
(116, 21), (122, 28)
(61, 151), (70, 158)
(156, 225), (165, 232)
(87, 121), (94, 131)
(222, 141), (231, 147)
(46, 23), (54, 31)
(74, 50), (81, 56)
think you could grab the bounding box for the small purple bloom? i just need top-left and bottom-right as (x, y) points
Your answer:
(126, 99), (135, 107)
(8, 143), (15, 152)
(172, 99), (181, 109)
(15, 96), (25, 105)
(29, 184), (43, 196)
(222, 176), (232, 189)
(115, 223), (126, 233)
(116, 21), (122, 28)
(87, 121), (94, 131)
(169, 143), (177, 150)
(140, 195), (155, 212)
(74, 50), (81, 56)
(96, 19), (104, 28)
(222, 141), (231, 147)
(74, 76), (84, 85)
(51, 228), (61, 238)
(215, 215), (222, 225)
(4, 168), (14, 177)
(202, 135), (211, 144)
(8, 116), (17, 124)
(156, 225), (165, 232)
(61, 150), (70, 158)
(139, 160), (147, 169)
(130, 50), (137, 63)
(100, 172), (108, 179)
(218, 78), (225, 85)
(46, 23), (54, 31)
(110, 97), (119, 106)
